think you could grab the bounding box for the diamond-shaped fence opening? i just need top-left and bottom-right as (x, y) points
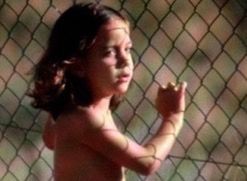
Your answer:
(0, 0), (246, 180)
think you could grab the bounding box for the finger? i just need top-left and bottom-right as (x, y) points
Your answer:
(178, 81), (187, 94)
(159, 82), (173, 90)
(167, 82), (176, 89)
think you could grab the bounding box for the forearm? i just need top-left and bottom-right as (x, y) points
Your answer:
(146, 113), (183, 157)
(141, 113), (184, 173)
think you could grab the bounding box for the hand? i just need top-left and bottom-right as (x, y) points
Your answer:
(156, 81), (187, 118)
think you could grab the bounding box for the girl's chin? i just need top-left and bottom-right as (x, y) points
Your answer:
(114, 84), (129, 94)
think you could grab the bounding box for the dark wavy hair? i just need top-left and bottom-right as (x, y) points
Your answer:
(29, 3), (128, 119)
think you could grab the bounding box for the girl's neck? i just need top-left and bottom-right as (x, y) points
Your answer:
(90, 95), (112, 115)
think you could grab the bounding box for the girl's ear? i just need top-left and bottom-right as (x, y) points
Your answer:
(63, 58), (85, 78)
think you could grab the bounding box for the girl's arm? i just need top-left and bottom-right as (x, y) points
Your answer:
(43, 116), (56, 150)
(73, 82), (187, 175)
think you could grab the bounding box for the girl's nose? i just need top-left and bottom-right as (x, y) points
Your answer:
(117, 51), (133, 68)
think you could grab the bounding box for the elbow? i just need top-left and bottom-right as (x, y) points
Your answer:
(138, 159), (161, 176)
(140, 168), (155, 176)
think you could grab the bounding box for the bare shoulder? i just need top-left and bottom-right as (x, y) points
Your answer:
(56, 106), (107, 136)
(74, 106), (106, 130)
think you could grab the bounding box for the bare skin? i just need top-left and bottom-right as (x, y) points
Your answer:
(42, 18), (187, 180)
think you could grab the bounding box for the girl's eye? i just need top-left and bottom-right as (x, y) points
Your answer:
(125, 46), (132, 53)
(104, 48), (116, 57)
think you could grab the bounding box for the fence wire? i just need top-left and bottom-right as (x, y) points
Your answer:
(0, 0), (246, 180)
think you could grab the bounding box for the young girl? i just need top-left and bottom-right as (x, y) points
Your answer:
(30, 3), (187, 181)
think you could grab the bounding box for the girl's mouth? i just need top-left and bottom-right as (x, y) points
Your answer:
(117, 73), (131, 83)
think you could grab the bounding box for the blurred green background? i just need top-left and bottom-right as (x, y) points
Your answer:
(0, 0), (246, 180)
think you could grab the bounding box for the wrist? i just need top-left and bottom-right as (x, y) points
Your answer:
(162, 111), (184, 121)
(163, 113), (184, 134)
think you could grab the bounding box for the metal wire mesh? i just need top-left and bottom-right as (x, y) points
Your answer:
(0, 0), (246, 180)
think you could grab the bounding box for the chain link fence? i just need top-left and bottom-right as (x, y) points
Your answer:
(0, 0), (246, 180)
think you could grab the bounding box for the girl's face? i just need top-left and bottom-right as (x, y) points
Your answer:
(84, 18), (134, 99)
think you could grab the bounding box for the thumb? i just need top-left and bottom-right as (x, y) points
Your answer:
(178, 81), (187, 94)
(177, 82), (187, 105)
